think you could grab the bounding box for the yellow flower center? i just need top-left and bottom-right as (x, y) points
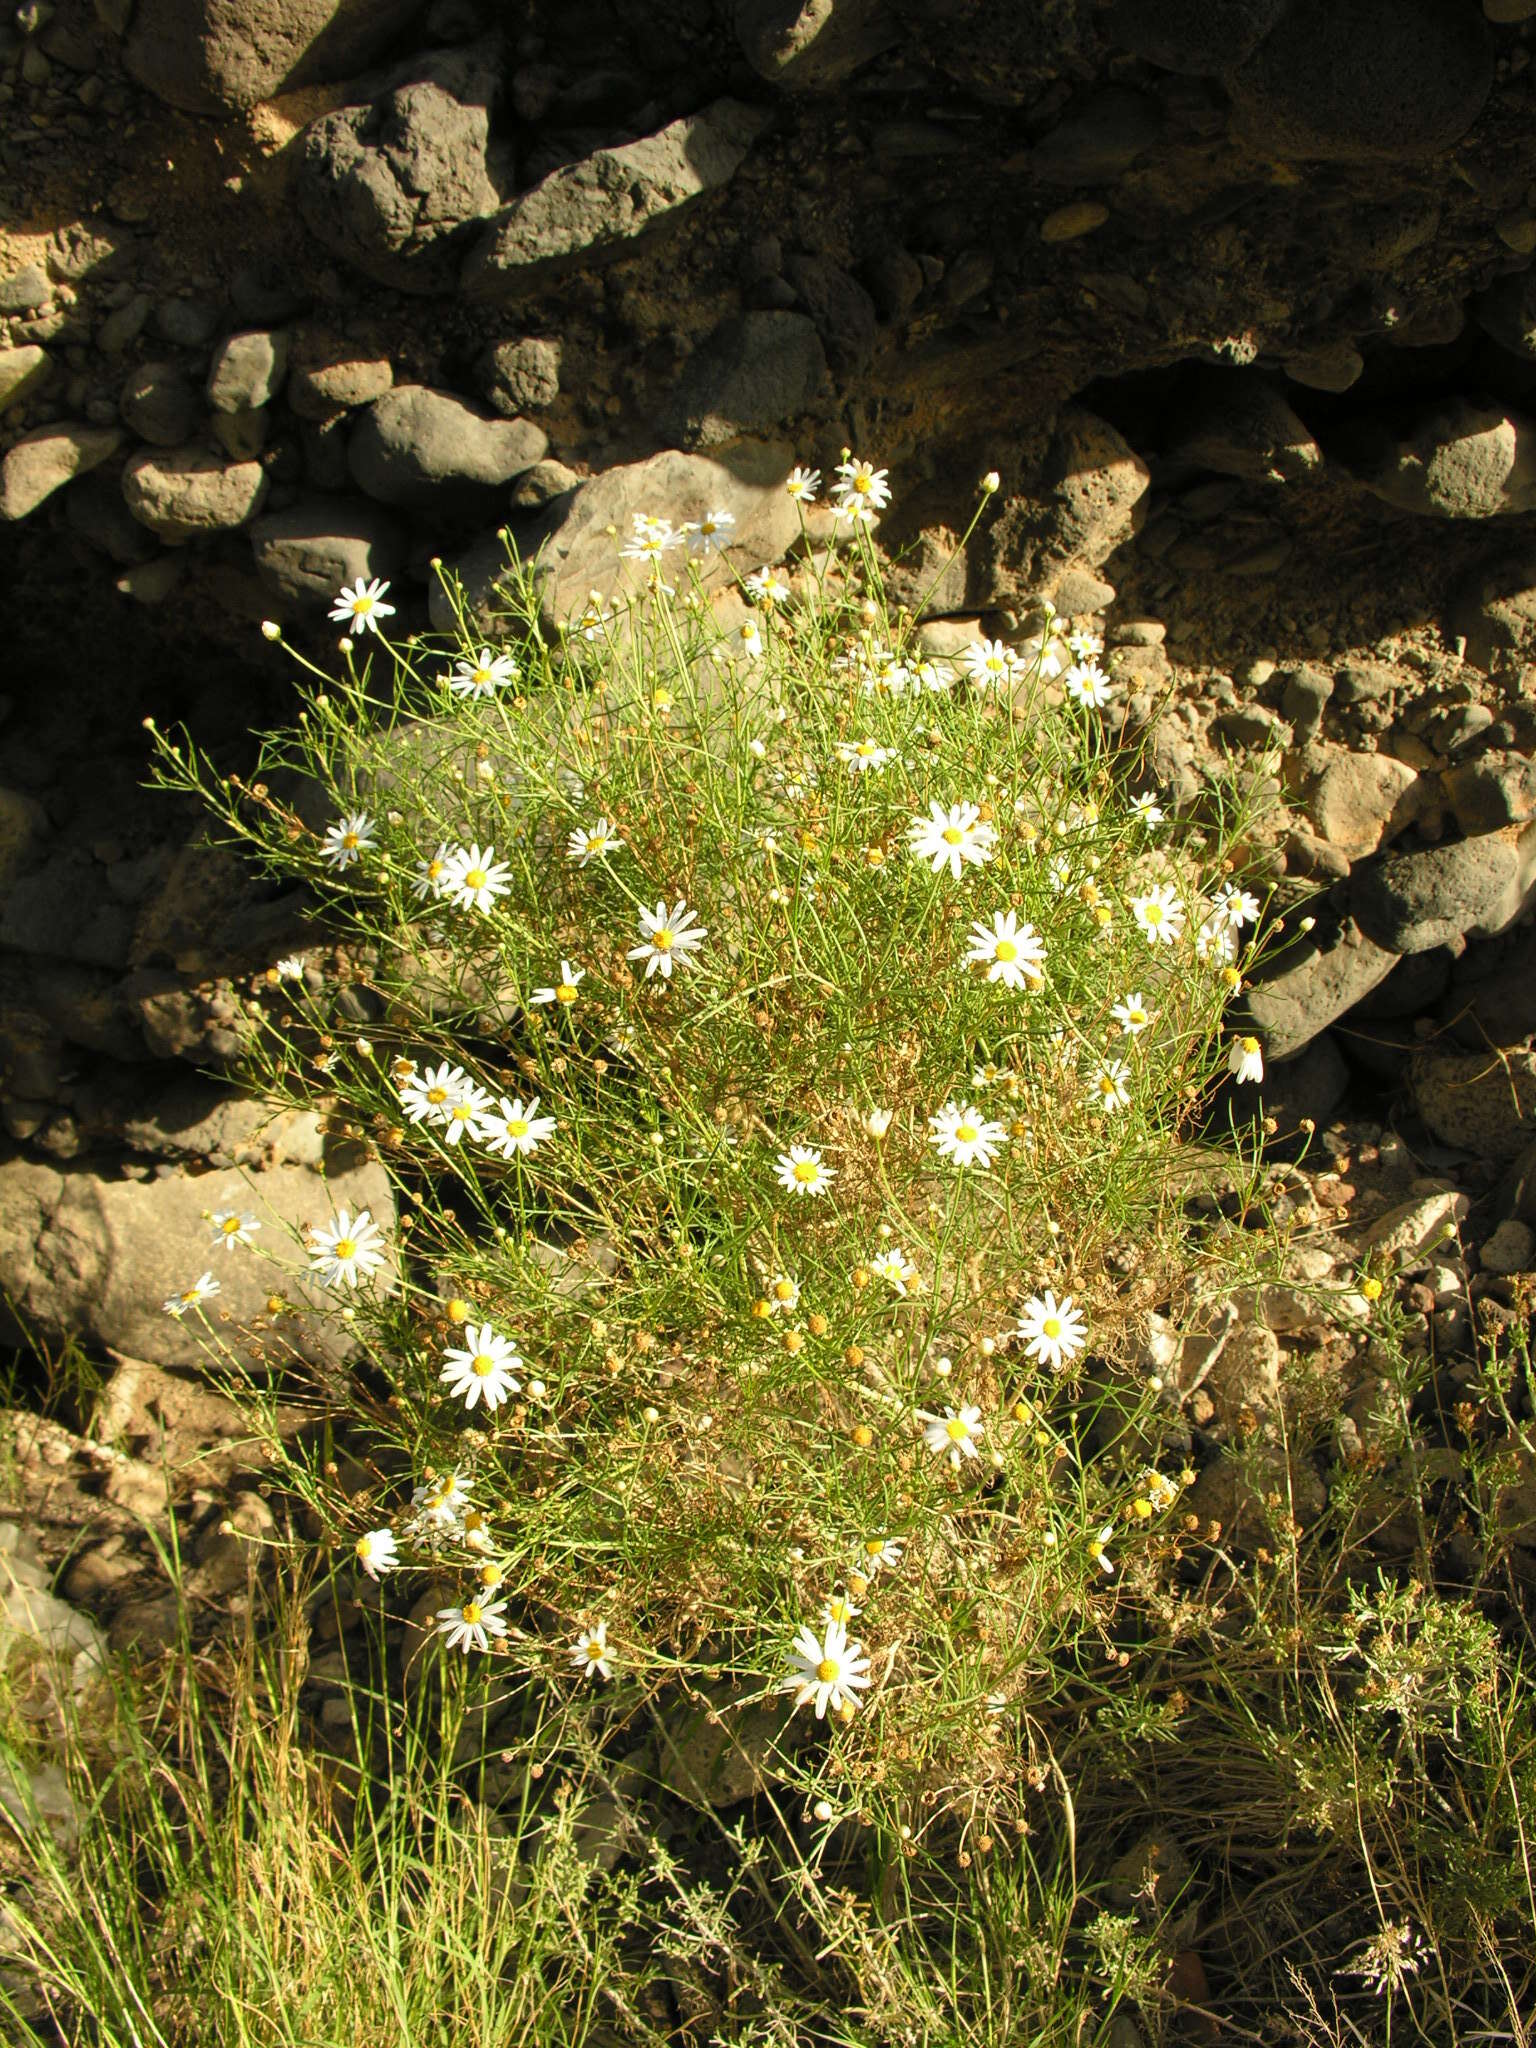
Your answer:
(652, 928), (674, 950)
(994, 939), (1018, 962)
(1241, 1036), (1260, 1055)
(942, 826), (964, 845)
(342, 832), (359, 849)
(556, 982), (578, 1003)
(427, 1087), (448, 1106)
(450, 1104), (474, 1121)
(1044, 1317), (1061, 1339)
(1100, 1078), (1117, 1096)
(352, 595), (373, 615)
(333, 1238), (356, 1260)
(773, 1280), (796, 1301)
(505, 1119), (529, 1139)
(462, 1602), (482, 1624)
(1130, 1008), (1145, 1024)
(945, 1417), (970, 1443)
(471, 1354), (495, 1377)
(464, 868), (487, 890)
(473, 667), (490, 685)
(792, 1160), (819, 1184)
(955, 1123), (978, 1144)
(816, 1657), (840, 1682)
(853, 473), (871, 494)
(828, 1599), (852, 1622)
(1145, 903), (1163, 924)
(221, 1219), (241, 1235)
(865, 1541), (884, 1558)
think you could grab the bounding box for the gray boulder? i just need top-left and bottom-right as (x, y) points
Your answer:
(1243, 912), (1398, 1059)
(206, 329), (289, 413)
(0, 1152), (396, 1371)
(0, 344), (52, 417)
(124, 0), (427, 115)
(287, 329), (394, 420)
(299, 65), (504, 296)
(477, 335), (561, 417)
(663, 311), (828, 449)
(0, 424), (124, 522)
(464, 100), (769, 297)
(733, 0), (899, 88)
(1411, 1047), (1536, 1160)
(121, 445), (269, 541)
(120, 361), (200, 447)
(250, 497), (406, 605)
(1351, 833), (1530, 953)
(1227, 0), (1491, 161)
(436, 443), (803, 637)
(1348, 402), (1536, 519)
(348, 385), (546, 509)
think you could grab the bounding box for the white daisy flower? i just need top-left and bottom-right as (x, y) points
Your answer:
(920, 1402), (984, 1468)
(436, 1597), (509, 1654)
(836, 737), (893, 775)
(320, 811), (375, 870)
(570, 1620), (613, 1680)
(1111, 992), (1152, 1036)
(412, 842), (452, 901)
(908, 800), (997, 881)
(619, 513), (682, 561)
(928, 1101), (1007, 1169)
(683, 507), (735, 554)
(475, 1094), (556, 1158)
(440, 842), (512, 916)
(566, 817), (623, 865)
(914, 657), (953, 692)
(1195, 914), (1240, 964)
(1228, 1035), (1265, 1085)
(207, 1211), (260, 1252)
(439, 1080), (495, 1148)
(1129, 792), (1165, 829)
(399, 1060), (471, 1126)
(723, 617), (763, 660)
(448, 648), (518, 698)
(778, 1617), (871, 1719)
(851, 644), (910, 697)
(830, 455), (891, 524)
(745, 565), (790, 605)
(412, 1469), (470, 1530)
(307, 1207), (387, 1289)
(785, 466), (821, 502)
(1088, 1523), (1116, 1576)
(1067, 626), (1103, 660)
(354, 1528), (400, 1579)
(964, 910), (1046, 990)
(864, 1106), (893, 1139)
(163, 1271), (220, 1318)
(823, 1592), (862, 1627)
(1065, 660), (1115, 709)
(1216, 882), (1262, 930)
(767, 1274), (801, 1314)
(440, 1323), (523, 1412)
(627, 898), (707, 980)
(1016, 1291), (1087, 1371)
(329, 576), (395, 635)
(1131, 885), (1185, 946)
(1092, 1059), (1133, 1114)
(273, 955), (307, 982)
(962, 638), (1022, 689)
(870, 1247), (916, 1296)
(856, 1535), (903, 1573)
(531, 960), (585, 1008)
(775, 1145), (834, 1198)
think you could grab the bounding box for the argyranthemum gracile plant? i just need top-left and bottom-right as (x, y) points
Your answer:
(149, 459), (1278, 1836)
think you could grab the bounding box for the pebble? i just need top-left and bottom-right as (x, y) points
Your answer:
(0, 260), (50, 313)
(0, 421), (122, 520)
(1041, 201), (1109, 242)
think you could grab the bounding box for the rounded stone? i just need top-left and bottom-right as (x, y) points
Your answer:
(347, 384), (547, 508)
(1351, 835), (1521, 954)
(1227, 0), (1492, 162)
(121, 443), (269, 541)
(119, 360), (199, 446)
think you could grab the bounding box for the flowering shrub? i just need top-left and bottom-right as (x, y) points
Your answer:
(151, 463), (1276, 1834)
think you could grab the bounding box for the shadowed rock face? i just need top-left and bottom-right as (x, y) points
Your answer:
(124, 0), (428, 114)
